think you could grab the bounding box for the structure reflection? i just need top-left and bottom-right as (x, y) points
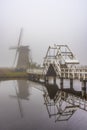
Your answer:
(43, 83), (87, 122)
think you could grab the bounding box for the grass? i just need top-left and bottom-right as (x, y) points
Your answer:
(5, 71), (28, 78)
(0, 68), (28, 79)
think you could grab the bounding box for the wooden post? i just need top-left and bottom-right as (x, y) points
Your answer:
(60, 78), (63, 89)
(54, 76), (56, 85)
(70, 79), (73, 90)
(45, 76), (49, 85)
(82, 80), (86, 98)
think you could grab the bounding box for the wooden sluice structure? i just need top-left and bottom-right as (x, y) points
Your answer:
(27, 44), (87, 96)
(43, 45), (87, 91)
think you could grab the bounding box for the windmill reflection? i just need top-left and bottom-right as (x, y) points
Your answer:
(43, 83), (87, 122)
(10, 80), (30, 118)
(17, 80), (29, 100)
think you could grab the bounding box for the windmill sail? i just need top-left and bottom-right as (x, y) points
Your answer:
(18, 28), (23, 46)
(13, 28), (23, 66)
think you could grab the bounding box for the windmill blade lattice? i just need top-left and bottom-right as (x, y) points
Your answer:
(13, 28), (23, 66)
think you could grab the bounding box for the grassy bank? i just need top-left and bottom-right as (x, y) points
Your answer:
(0, 68), (28, 79)
(4, 71), (28, 78)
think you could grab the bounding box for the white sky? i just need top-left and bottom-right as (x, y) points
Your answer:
(0, 0), (87, 67)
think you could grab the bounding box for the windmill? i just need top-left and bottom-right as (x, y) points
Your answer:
(10, 28), (31, 71)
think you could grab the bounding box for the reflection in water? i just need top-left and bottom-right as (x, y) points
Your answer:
(17, 80), (29, 100)
(10, 80), (30, 118)
(9, 80), (87, 122)
(0, 79), (87, 130)
(43, 83), (87, 122)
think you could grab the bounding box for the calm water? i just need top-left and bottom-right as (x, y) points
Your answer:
(0, 79), (87, 130)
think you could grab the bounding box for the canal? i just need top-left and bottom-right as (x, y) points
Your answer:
(0, 79), (87, 130)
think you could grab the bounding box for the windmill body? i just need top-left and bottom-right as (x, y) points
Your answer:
(16, 45), (30, 70)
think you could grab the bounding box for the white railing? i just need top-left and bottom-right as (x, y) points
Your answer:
(61, 68), (87, 80)
(27, 66), (87, 80)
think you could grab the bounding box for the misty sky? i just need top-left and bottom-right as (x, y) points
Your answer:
(0, 0), (87, 67)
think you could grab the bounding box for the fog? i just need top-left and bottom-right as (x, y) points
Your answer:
(0, 0), (87, 67)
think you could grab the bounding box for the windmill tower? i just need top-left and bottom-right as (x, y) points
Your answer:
(10, 28), (31, 71)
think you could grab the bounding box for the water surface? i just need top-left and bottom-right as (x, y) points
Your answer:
(0, 79), (87, 130)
